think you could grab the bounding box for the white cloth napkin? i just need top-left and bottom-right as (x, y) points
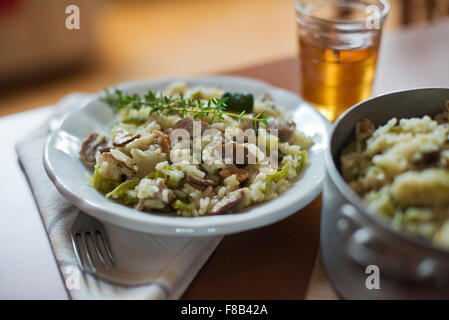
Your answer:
(15, 93), (222, 300)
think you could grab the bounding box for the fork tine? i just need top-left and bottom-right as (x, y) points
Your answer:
(97, 230), (116, 266)
(71, 233), (85, 272)
(92, 232), (111, 270)
(81, 233), (96, 272)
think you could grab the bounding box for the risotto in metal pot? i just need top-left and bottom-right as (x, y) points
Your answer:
(341, 103), (449, 248)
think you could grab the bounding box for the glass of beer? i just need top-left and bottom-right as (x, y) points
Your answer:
(296, 0), (389, 121)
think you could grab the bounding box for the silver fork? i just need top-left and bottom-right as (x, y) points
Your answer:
(70, 212), (116, 273)
(69, 212), (171, 294)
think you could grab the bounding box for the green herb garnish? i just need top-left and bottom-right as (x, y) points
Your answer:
(101, 89), (270, 129)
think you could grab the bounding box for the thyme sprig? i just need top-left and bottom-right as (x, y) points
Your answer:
(101, 89), (270, 128)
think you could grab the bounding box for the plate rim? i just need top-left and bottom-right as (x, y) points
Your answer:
(43, 75), (330, 236)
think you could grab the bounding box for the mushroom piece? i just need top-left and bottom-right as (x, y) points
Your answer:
(154, 130), (171, 154)
(102, 152), (137, 173)
(267, 118), (296, 142)
(219, 167), (249, 182)
(413, 149), (441, 167)
(186, 174), (218, 187)
(355, 118), (375, 145)
(79, 132), (110, 163)
(135, 199), (165, 211)
(135, 200), (146, 211)
(153, 178), (176, 203)
(210, 188), (247, 215)
(174, 118), (209, 136)
(113, 133), (141, 147)
(357, 118), (375, 135)
(221, 141), (256, 166)
(135, 178), (176, 211)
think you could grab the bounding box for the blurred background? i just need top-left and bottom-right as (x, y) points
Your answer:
(1, 0), (448, 116)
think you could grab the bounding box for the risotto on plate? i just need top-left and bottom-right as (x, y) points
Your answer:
(79, 82), (312, 217)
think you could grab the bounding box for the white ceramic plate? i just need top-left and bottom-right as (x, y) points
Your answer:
(44, 76), (330, 236)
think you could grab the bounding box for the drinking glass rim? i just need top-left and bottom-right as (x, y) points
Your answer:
(295, 0), (390, 25)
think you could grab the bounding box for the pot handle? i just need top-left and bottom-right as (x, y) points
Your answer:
(346, 227), (413, 280)
(338, 204), (442, 283)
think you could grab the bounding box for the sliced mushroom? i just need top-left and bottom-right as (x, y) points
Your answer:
(219, 167), (249, 182)
(174, 118), (209, 136)
(221, 141), (256, 166)
(113, 133), (141, 147)
(135, 199), (165, 211)
(135, 200), (145, 211)
(355, 118), (375, 143)
(125, 134), (155, 151)
(267, 118), (296, 142)
(135, 178), (175, 211)
(358, 118), (375, 134)
(79, 132), (110, 163)
(102, 152), (137, 173)
(186, 174), (218, 187)
(99, 146), (111, 153)
(210, 188), (246, 215)
(153, 179), (176, 203)
(154, 130), (171, 154)
(413, 149), (441, 167)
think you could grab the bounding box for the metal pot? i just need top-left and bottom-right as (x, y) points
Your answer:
(321, 88), (449, 299)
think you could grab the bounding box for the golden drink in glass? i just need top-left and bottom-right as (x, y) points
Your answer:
(296, 0), (389, 121)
